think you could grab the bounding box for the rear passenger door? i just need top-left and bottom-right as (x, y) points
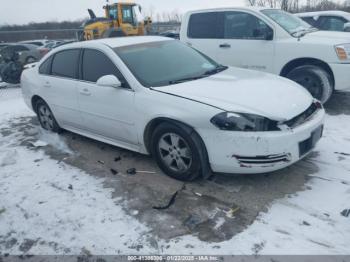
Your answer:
(216, 11), (275, 72)
(39, 49), (83, 128)
(77, 49), (138, 147)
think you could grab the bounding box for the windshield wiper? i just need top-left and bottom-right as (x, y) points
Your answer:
(169, 75), (205, 85)
(291, 27), (318, 38)
(203, 65), (228, 76)
(168, 65), (228, 85)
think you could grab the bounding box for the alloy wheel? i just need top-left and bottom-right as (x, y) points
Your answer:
(158, 132), (192, 173)
(38, 104), (54, 131)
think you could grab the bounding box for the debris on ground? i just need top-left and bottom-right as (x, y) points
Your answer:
(335, 152), (350, 156)
(224, 206), (240, 218)
(126, 168), (156, 175)
(302, 221), (311, 226)
(193, 192), (203, 197)
(126, 168), (137, 175)
(114, 156), (122, 162)
(97, 160), (105, 165)
(110, 168), (118, 175)
(341, 209), (350, 217)
(29, 140), (48, 148)
(68, 184), (73, 190)
(153, 191), (179, 210)
(0, 208), (6, 215)
(137, 170), (156, 174)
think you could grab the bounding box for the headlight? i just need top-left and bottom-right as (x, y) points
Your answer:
(335, 44), (350, 61)
(210, 112), (279, 131)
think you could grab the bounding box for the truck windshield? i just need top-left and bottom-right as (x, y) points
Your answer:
(262, 9), (315, 36)
(114, 40), (225, 87)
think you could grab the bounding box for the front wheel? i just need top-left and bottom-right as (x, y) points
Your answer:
(151, 123), (205, 181)
(286, 65), (333, 104)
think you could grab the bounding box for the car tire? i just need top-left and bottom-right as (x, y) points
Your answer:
(35, 100), (62, 133)
(286, 65), (333, 104)
(151, 122), (206, 181)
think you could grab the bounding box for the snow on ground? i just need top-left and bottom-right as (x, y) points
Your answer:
(0, 88), (349, 255)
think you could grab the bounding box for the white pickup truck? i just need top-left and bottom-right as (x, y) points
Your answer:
(180, 7), (350, 103)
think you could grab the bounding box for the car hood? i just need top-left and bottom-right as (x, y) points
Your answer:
(154, 67), (313, 121)
(303, 30), (350, 43)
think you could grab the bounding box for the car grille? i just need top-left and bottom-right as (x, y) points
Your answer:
(284, 102), (321, 129)
(235, 153), (291, 165)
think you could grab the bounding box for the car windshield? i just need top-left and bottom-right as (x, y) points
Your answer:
(262, 9), (315, 36)
(114, 40), (225, 87)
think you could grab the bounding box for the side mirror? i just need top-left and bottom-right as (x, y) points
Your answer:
(344, 22), (350, 32)
(96, 75), (122, 88)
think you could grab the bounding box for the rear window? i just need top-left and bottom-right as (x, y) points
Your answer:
(188, 12), (223, 39)
(51, 49), (80, 79)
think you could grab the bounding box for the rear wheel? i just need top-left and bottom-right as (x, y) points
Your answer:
(151, 122), (205, 181)
(286, 65), (333, 104)
(35, 100), (61, 133)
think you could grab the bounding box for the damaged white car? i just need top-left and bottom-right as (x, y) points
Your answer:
(21, 37), (325, 181)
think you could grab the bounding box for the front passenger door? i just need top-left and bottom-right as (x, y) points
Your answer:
(77, 49), (138, 147)
(216, 11), (275, 72)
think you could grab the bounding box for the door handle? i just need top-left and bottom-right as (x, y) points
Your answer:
(79, 88), (91, 96)
(219, 43), (231, 48)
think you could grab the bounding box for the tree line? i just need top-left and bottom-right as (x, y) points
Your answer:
(246, 0), (350, 13)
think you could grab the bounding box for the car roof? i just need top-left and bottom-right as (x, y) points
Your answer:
(296, 10), (350, 19)
(20, 39), (52, 43)
(58, 36), (171, 50)
(4, 43), (38, 49)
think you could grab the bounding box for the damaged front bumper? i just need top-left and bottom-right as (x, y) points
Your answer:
(197, 108), (325, 174)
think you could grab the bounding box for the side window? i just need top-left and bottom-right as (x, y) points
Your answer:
(14, 45), (29, 52)
(122, 6), (133, 24)
(82, 49), (125, 84)
(301, 17), (316, 26)
(224, 12), (272, 40)
(188, 12), (224, 39)
(109, 8), (118, 20)
(39, 56), (53, 75)
(318, 16), (346, 31)
(51, 49), (80, 79)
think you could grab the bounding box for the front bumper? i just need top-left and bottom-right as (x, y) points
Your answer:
(329, 63), (350, 91)
(197, 108), (325, 174)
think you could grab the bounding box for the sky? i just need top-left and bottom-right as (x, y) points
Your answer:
(0, 0), (246, 25)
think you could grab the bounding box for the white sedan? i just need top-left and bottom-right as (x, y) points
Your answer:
(21, 36), (325, 181)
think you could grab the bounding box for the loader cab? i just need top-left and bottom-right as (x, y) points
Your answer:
(104, 3), (141, 27)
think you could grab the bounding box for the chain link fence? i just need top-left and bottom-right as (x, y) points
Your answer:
(0, 23), (181, 42)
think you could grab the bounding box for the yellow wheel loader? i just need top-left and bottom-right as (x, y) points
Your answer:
(80, 2), (152, 41)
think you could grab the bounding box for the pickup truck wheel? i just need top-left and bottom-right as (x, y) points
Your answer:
(286, 65), (333, 104)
